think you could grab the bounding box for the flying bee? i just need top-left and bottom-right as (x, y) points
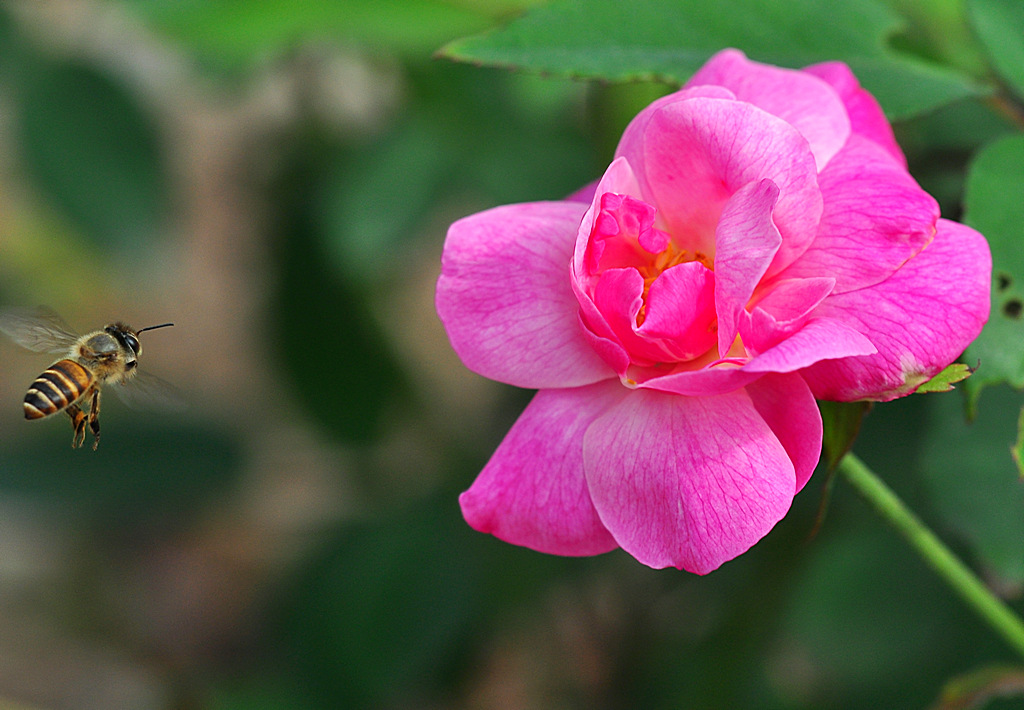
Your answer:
(0, 308), (182, 450)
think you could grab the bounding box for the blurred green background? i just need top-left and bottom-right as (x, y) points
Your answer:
(1, 1), (1023, 708)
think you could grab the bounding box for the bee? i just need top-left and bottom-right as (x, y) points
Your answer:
(0, 308), (181, 450)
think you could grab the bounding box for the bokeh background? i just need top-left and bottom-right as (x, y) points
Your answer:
(1, 1), (1023, 709)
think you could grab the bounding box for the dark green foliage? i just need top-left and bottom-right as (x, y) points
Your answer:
(14, 60), (169, 252)
(1, 1), (1023, 708)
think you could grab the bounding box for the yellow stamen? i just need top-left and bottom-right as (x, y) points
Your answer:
(635, 244), (714, 325)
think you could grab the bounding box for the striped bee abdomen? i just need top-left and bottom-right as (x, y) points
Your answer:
(24, 359), (93, 420)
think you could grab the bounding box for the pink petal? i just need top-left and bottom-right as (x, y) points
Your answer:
(688, 49), (851, 171)
(752, 277), (836, 321)
(741, 277), (836, 353)
(576, 310), (632, 377)
(780, 135), (938, 294)
(573, 157), (644, 285)
(570, 161), (646, 370)
(801, 219), (992, 401)
(637, 261), (718, 361)
(566, 179), (598, 204)
(637, 363), (763, 397)
(613, 85), (737, 179)
(437, 201), (612, 389)
(714, 178), (783, 356)
(745, 373), (822, 492)
(803, 61), (905, 166)
(590, 263), (718, 367)
(460, 382), (626, 556)
(585, 193), (666, 274)
(583, 388), (796, 573)
(590, 267), (660, 365)
(743, 317), (876, 373)
(617, 96), (822, 271)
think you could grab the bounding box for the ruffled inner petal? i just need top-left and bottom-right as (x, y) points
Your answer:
(573, 157), (645, 292)
(743, 317), (877, 374)
(638, 261), (718, 361)
(741, 276), (836, 354)
(713, 178), (783, 356)
(626, 97), (822, 275)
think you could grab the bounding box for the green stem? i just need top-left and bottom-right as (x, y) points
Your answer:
(838, 452), (1024, 660)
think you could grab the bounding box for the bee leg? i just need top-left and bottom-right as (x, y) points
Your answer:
(66, 404), (87, 449)
(88, 389), (101, 450)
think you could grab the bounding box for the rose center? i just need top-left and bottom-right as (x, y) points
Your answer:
(587, 192), (712, 326)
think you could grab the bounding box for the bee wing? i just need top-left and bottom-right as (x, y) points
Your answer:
(110, 371), (188, 412)
(0, 307), (79, 353)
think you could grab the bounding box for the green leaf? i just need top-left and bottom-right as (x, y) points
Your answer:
(1012, 405), (1024, 478)
(443, 0), (890, 78)
(916, 362), (975, 394)
(316, 64), (593, 283)
(124, 0), (499, 72)
(441, 0), (982, 119)
(14, 60), (169, 251)
(963, 135), (1024, 402)
(821, 401), (873, 471)
(815, 400), (873, 536)
(968, 0), (1024, 99)
(843, 55), (988, 122)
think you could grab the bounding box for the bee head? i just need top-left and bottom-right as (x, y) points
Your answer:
(105, 323), (141, 360)
(104, 321), (173, 364)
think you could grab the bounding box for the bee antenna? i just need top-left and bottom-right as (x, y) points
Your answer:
(137, 322), (174, 335)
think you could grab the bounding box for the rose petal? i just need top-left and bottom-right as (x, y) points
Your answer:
(714, 178), (783, 356)
(460, 381), (626, 556)
(688, 49), (851, 171)
(613, 85), (737, 179)
(780, 135), (938, 294)
(617, 96), (822, 271)
(573, 157), (644, 286)
(743, 317), (877, 373)
(638, 261), (718, 361)
(583, 388), (796, 573)
(741, 277), (836, 353)
(752, 277), (836, 321)
(570, 160), (646, 370)
(638, 363), (763, 397)
(801, 219), (992, 401)
(588, 262), (718, 366)
(566, 179), (599, 204)
(437, 201), (612, 388)
(745, 373), (822, 492)
(590, 267), (660, 365)
(576, 310), (632, 377)
(803, 61), (905, 166)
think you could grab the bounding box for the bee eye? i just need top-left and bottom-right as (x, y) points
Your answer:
(125, 334), (140, 354)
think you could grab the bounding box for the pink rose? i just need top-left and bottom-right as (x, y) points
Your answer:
(435, 49), (991, 573)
